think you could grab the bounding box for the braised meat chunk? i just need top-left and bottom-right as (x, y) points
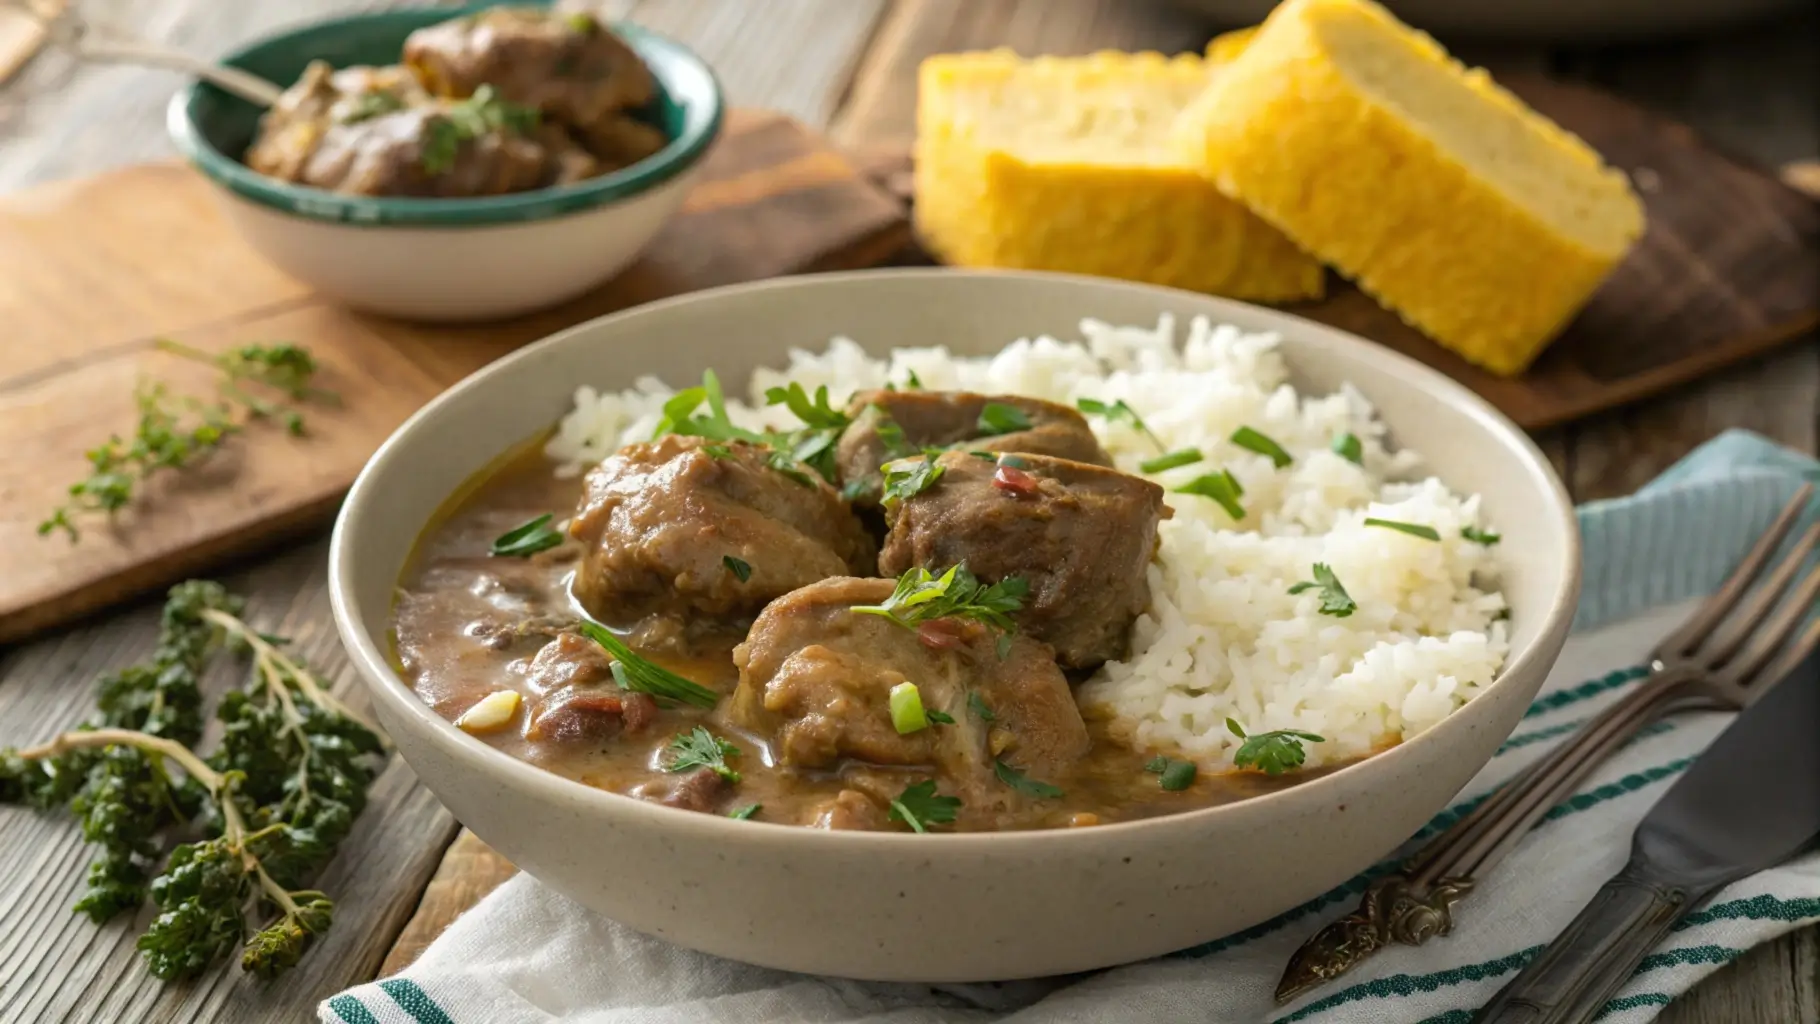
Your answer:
(569, 436), (877, 634)
(879, 451), (1168, 670)
(835, 390), (1110, 506)
(404, 6), (664, 169)
(731, 577), (1089, 829)
(247, 61), (593, 197)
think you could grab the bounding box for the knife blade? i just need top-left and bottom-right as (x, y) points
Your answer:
(1473, 648), (1820, 1024)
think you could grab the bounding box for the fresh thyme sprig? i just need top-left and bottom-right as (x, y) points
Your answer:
(0, 582), (385, 980)
(39, 340), (338, 542)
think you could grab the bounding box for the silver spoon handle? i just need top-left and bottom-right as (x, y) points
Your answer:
(78, 38), (282, 106)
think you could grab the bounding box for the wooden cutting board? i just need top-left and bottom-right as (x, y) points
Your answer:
(0, 108), (907, 643)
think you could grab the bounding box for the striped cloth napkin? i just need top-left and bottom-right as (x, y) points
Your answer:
(321, 429), (1820, 1024)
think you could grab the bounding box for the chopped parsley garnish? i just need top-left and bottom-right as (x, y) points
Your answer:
(889, 780), (962, 833)
(577, 621), (719, 709)
(663, 727), (741, 782)
(421, 85), (540, 174)
(1364, 517), (1441, 541)
(889, 682), (931, 734)
(904, 369), (924, 389)
(967, 691), (996, 722)
(727, 804), (761, 820)
(1231, 427), (1293, 468)
(1227, 719), (1324, 775)
(765, 382), (849, 430)
(763, 383), (851, 483)
(852, 564), (1027, 636)
(702, 444), (733, 459)
(976, 402), (1033, 437)
(1287, 563), (1356, 617)
(765, 450), (816, 487)
(1175, 469), (1246, 520)
(872, 407), (914, 459)
(1077, 397), (1164, 450)
(994, 759), (1064, 800)
(1144, 756), (1198, 792)
(722, 555), (752, 582)
(341, 90), (406, 124)
(1463, 526), (1501, 546)
(1332, 433), (1363, 465)
(490, 513), (563, 558)
(654, 369), (772, 444)
(881, 454), (945, 504)
(1139, 448), (1203, 474)
(927, 709), (955, 724)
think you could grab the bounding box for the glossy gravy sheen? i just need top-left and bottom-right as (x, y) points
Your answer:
(393, 447), (1324, 830)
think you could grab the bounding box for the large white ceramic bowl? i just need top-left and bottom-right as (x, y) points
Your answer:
(165, 4), (722, 322)
(329, 269), (1580, 981)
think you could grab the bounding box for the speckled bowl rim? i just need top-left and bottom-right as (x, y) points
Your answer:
(165, 5), (724, 227)
(330, 268), (1582, 850)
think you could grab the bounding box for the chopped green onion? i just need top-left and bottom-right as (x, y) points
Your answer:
(977, 402), (1033, 437)
(727, 804), (761, 820)
(1139, 448), (1203, 474)
(1463, 526), (1501, 546)
(1364, 518), (1441, 541)
(1332, 433), (1363, 465)
(722, 556), (752, 582)
(1231, 427), (1292, 468)
(489, 513), (563, 558)
(1143, 755), (1198, 791)
(1175, 470), (1246, 520)
(889, 682), (931, 734)
(578, 621), (720, 709)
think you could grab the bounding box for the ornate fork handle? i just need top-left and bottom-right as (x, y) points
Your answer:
(1274, 669), (1711, 1002)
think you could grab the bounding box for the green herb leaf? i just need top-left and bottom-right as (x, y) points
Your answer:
(1077, 397), (1164, 450)
(663, 727), (741, 782)
(1364, 518), (1441, 541)
(1286, 563), (1356, 617)
(967, 691), (996, 723)
(1226, 719), (1324, 776)
(977, 402), (1033, 437)
(927, 709), (955, 724)
(839, 479), (869, 503)
(904, 369), (924, 389)
(994, 759), (1063, 800)
(852, 564), (1028, 635)
(421, 84), (541, 174)
(764, 382), (851, 430)
(490, 514), (563, 558)
(1231, 427), (1293, 468)
(578, 622), (720, 709)
(766, 451), (816, 488)
(1462, 526), (1501, 546)
(727, 803), (761, 820)
(1175, 470), (1246, 520)
(872, 407), (914, 459)
(654, 370), (772, 445)
(1332, 433), (1363, 465)
(889, 682), (930, 734)
(888, 779), (962, 833)
(1139, 448), (1203, 474)
(881, 454), (945, 505)
(722, 556), (752, 582)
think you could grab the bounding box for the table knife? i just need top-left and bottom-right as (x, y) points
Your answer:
(1472, 649), (1820, 1024)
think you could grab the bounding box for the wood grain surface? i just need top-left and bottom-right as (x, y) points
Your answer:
(0, 108), (907, 644)
(2, 1), (1817, 1022)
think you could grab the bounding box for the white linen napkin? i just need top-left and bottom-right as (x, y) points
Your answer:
(322, 429), (1820, 1024)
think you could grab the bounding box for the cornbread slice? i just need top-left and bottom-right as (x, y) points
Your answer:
(915, 50), (1324, 303)
(1172, 0), (1645, 375)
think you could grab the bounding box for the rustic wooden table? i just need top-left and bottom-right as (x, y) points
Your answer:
(1, 1), (1816, 1021)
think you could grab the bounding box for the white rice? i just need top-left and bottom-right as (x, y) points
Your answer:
(544, 315), (1508, 769)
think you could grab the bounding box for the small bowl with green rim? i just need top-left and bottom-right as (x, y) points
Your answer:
(166, 2), (723, 322)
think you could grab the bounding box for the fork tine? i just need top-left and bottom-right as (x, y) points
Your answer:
(1719, 559), (1820, 685)
(1651, 484), (1814, 660)
(1694, 521), (1820, 666)
(1746, 616), (1820, 694)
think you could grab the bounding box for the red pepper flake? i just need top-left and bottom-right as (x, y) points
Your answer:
(993, 464), (1040, 496)
(917, 618), (970, 651)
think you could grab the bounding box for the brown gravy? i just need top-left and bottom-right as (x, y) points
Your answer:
(393, 446), (1325, 830)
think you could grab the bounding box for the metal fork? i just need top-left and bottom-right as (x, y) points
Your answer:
(1275, 484), (1820, 1004)
(0, 0), (282, 104)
